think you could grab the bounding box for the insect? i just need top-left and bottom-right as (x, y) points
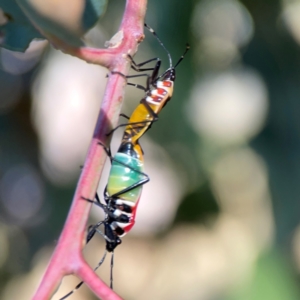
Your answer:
(95, 39), (190, 248)
(59, 23), (189, 299)
(108, 23), (190, 145)
(91, 23), (189, 258)
(95, 140), (148, 251)
(59, 142), (148, 300)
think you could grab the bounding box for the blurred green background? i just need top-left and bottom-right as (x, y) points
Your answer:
(1, 0), (300, 299)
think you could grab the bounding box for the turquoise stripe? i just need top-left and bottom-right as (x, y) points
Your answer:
(107, 153), (144, 203)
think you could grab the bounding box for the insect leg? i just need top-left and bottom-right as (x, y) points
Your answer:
(82, 194), (128, 226)
(87, 156), (150, 216)
(86, 220), (104, 243)
(106, 94), (159, 137)
(109, 175), (149, 199)
(128, 55), (162, 88)
(103, 159), (150, 201)
(106, 118), (154, 137)
(120, 113), (130, 120)
(110, 252), (114, 289)
(108, 98), (159, 136)
(129, 55), (160, 72)
(97, 141), (114, 163)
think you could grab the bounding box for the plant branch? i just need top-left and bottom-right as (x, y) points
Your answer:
(32, 0), (147, 299)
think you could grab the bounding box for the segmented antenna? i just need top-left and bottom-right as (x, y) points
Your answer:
(59, 250), (108, 300)
(174, 44), (190, 69)
(144, 23), (173, 67)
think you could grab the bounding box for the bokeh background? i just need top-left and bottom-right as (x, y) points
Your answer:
(1, 0), (300, 299)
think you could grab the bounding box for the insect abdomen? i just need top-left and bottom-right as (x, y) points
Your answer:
(107, 153), (144, 202)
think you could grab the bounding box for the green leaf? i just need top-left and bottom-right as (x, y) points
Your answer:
(82, 0), (107, 31)
(0, 1), (44, 51)
(0, 0), (107, 52)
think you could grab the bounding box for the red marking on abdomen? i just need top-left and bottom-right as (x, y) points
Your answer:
(156, 88), (167, 96)
(163, 81), (172, 87)
(151, 95), (163, 103)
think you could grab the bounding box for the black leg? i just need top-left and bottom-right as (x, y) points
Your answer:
(127, 82), (147, 92)
(128, 57), (161, 88)
(83, 160), (150, 213)
(110, 252), (114, 289)
(120, 113), (130, 120)
(129, 55), (160, 71)
(98, 142), (113, 163)
(86, 220), (104, 243)
(101, 156), (150, 200)
(112, 56), (162, 90)
(111, 71), (150, 81)
(140, 98), (159, 121)
(108, 175), (149, 199)
(106, 119), (154, 137)
(111, 71), (150, 91)
(106, 95), (159, 137)
(103, 154), (149, 178)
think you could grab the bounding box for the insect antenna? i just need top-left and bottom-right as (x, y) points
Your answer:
(174, 44), (190, 69)
(110, 251), (115, 289)
(59, 217), (108, 300)
(59, 250), (108, 300)
(144, 23), (173, 67)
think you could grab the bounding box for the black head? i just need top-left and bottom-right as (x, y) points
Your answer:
(155, 44), (189, 84)
(106, 236), (122, 252)
(105, 222), (122, 252)
(144, 24), (189, 84)
(160, 68), (176, 82)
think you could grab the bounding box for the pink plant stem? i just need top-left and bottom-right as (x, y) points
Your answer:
(32, 0), (147, 299)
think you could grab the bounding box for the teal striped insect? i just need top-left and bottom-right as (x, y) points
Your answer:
(99, 141), (149, 251)
(59, 142), (149, 299)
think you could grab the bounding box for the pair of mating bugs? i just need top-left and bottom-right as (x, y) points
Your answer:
(59, 24), (189, 299)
